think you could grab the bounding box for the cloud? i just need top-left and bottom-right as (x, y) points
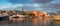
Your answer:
(12, 4), (23, 8)
(32, 4), (40, 7)
(0, 3), (11, 10)
(0, 3), (60, 13)
(49, 3), (60, 8)
(33, 0), (54, 3)
(40, 3), (60, 9)
(0, 4), (24, 10)
(25, 3), (40, 7)
(0, 3), (40, 10)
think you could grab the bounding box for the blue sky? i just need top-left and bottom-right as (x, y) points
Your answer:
(0, 0), (60, 13)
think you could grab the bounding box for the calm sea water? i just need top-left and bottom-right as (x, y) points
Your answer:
(0, 19), (60, 26)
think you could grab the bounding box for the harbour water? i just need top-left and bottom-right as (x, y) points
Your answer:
(0, 18), (60, 26)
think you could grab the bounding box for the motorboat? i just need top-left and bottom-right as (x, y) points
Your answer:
(53, 15), (60, 21)
(0, 13), (9, 22)
(9, 14), (26, 22)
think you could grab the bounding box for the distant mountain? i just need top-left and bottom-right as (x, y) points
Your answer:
(48, 12), (57, 15)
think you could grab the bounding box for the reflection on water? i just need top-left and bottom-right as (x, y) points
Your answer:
(0, 18), (60, 26)
(52, 21), (60, 26)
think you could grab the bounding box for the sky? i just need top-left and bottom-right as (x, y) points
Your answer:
(0, 0), (60, 13)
